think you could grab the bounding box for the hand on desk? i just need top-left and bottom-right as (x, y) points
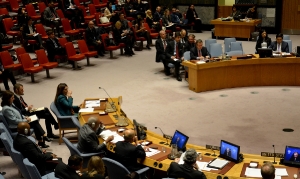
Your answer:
(143, 146), (150, 152)
(105, 135), (114, 143)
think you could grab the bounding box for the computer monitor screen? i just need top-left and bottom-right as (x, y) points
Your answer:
(170, 130), (189, 151)
(283, 146), (300, 166)
(133, 119), (146, 140)
(257, 48), (272, 58)
(219, 140), (240, 162)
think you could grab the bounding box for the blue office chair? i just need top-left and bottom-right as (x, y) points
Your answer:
(183, 51), (190, 61)
(0, 132), (15, 163)
(283, 40), (292, 53)
(283, 35), (290, 40)
(230, 42), (243, 52)
(102, 157), (149, 179)
(11, 146), (32, 179)
(226, 50), (243, 56)
(205, 39), (217, 54)
(23, 158), (59, 179)
(210, 43), (223, 57)
(224, 38), (236, 52)
(50, 102), (77, 145)
(62, 137), (103, 168)
(0, 123), (13, 143)
(0, 174), (4, 179)
(71, 116), (81, 130)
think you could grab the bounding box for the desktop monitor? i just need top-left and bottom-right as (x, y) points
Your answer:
(133, 119), (147, 140)
(283, 146), (300, 167)
(219, 140), (240, 163)
(257, 48), (272, 58)
(170, 130), (189, 151)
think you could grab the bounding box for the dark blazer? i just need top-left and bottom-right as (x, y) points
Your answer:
(223, 149), (231, 157)
(43, 7), (59, 22)
(190, 46), (211, 60)
(13, 134), (53, 175)
(55, 95), (78, 116)
(81, 173), (105, 179)
(170, 13), (180, 24)
(115, 141), (146, 172)
(124, 3), (134, 16)
(230, 11), (241, 18)
(155, 38), (173, 62)
(55, 161), (80, 179)
(169, 40), (183, 58)
(77, 124), (105, 153)
(120, 19), (130, 31)
(64, 0), (76, 9)
(246, 10), (257, 19)
(46, 38), (62, 58)
(13, 95), (28, 115)
(167, 162), (207, 179)
(17, 14), (27, 27)
(22, 24), (36, 39)
(255, 37), (272, 51)
(113, 28), (123, 45)
(183, 41), (195, 52)
(153, 11), (162, 22)
(85, 27), (99, 45)
(146, 16), (154, 27)
(186, 9), (198, 23)
(268, 41), (289, 53)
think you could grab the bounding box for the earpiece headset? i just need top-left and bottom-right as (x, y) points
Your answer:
(91, 122), (95, 128)
(24, 128), (28, 135)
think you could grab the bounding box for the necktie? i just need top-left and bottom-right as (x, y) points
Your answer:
(163, 40), (166, 50)
(277, 43), (281, 52)
(176, 44), (179, 59)
(20, 96), (27, 108)
(198, 50), (202, 57)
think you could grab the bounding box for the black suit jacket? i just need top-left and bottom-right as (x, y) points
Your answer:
(255, 37), (272, 51)
(85, 27), (99, 45)
(183, 42), (195, 53)
(162, 15), (171, 26)
(22, 24), (36, 39)
(153, 11), (162, 22)
(43, 7), (59, 22)
(13, 95), (28, 115)
(55, 162), (80, 179)
(13, 134), (53, 175)
(46, 38), (63, 59)
(268, 41), (289, 53)
(64, 0), (75, 9)
(169, 40), (183, 58)
(155, 38), (173, 62)
(190, 46), (210, 60)
(115, 141), (146, 172)
(186, 9), (198, 23)
(167, 162), (207, 179)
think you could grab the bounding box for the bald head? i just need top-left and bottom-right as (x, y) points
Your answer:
(17, 122), (30, 135)
(261, 162), (275, 179)
(159, 30), (166, 39)
(88, 21), (95, 29)
(124, 129), (135, 142)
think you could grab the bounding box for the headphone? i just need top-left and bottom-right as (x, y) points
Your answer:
(91, 122), (95, 128)
(24, 128), (28, 135)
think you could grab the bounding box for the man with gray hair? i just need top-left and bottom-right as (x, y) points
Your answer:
(190, 39), (210, 63)
(167, 148), (207, 179)
(261, 162), (275, 179)
(77, 117), (113, 153)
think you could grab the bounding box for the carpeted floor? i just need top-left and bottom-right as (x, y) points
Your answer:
(1, 31), (300, 179)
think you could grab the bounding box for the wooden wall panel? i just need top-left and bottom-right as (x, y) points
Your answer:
(282, 0), (300, 30)
(218, 6), (232, 18)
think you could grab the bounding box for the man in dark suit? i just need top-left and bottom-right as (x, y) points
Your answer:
(119, 13), (130, 31)
(85, 21), (104, 57)
(183, 34), (195, 53)
(13, 83), (59, 139)
(55, 155), (82, 179)
(22, 17), (43, 49)
(268, 33), (289, 53)
(167, 148), (207, 179)
(43, 1), (61, 37)
(190, 39), (210, 63)
(13, 122), (57, 176)
(115, 129), (147, 172)
(261, 162), (275, 179)
(224, 148), (231, 157)
(153, 6), (162, 22)
(155, 30), (182, 81)
(63, 0), (84, 29)
(77, 117), (113, 153)
(289, 152), (300, 162)
(180, 29), (188, 45)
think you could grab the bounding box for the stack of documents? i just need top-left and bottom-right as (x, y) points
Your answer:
(99, 130), (124, 143)
(145, 148), (160, 157)
(245, 167), (288, 178)
(85, 100), (100, 108)
(208, 158), (229, 169)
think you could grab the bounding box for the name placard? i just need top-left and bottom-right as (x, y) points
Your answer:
(206, 144), (220, 151)
(261, 152), (284, 158)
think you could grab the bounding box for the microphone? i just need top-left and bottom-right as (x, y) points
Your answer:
(272, 145), (277, 164)
(240, 43), (243, 55)
(155, 127), (169, 145)
(99, 87), (118, 119)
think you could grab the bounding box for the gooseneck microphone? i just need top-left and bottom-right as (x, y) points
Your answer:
(272, 145), (277, 164)
(240, 43), (243, 55)
(99, 87), (116, 110)
(155, 127), (169, 145)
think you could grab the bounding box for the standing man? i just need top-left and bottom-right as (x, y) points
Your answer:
(43, 0), (62, 37)
(190, 39), (210, 63)
(85, 21), (104, 57)
(155, 30), (182, 81)
(13, 83), (59, 139)
(268, 33), (289, 53)
(0, 61), (16, 91)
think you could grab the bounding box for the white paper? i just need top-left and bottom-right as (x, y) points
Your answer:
(33, 33), (39, 37)
(34, 107), (45, 111)
(55, 18), (60, 21)
(275, 168), (288, 176)
(174, 58), (179, 61)
(100, 130), (124, 143)
(208, 158), (229, 169)
(245, 168), (262, 177)
(146, 148), (161, 157)
(28, 114), (38, 123)
(85, 100), (100, 108)
(266, 8), (275, 18)
(79, 108), (94, 113)
(197, 61), (206, 64)
(275, 176), (282, 179)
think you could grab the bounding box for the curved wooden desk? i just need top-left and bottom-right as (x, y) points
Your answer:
(79, 98), (299, 179)
(182, 57), (300, 93)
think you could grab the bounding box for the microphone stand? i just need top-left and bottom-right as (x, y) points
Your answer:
(211, 149), (217, 157)
(273, 145), (277, 164)
(99, 87), (119, 120)
(155, 127), (169, 145)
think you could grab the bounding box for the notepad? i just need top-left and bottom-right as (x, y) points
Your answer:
(207, 158), (229, 169)
(79, 108), (94, 113)
(28, 114), (38, 123)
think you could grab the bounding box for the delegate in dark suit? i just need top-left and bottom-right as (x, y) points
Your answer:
(115, 141), (146, 172)
(43, 6), (61, 37)
(268, 41), (289, 53)
(169, 40), (183, 59)
(167, 162), (207, 179)
(85, 25), (104, 56)
(22, 22), (43, 47)
(153, 11), (162, 22)
(55, 162), (80, 179)
(46, 37), (66, 61)
(190, 46), (210, 60)
(13, 134), (53, 175)
(183, 41), (195, 53)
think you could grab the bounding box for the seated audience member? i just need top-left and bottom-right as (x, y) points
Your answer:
(186, 4), (202, 33)
(183, 34), (195, 52)
(255, 29), (271, 52)
(13, 122), (58, 176)
(162, 9), (176, 34)
(155, 30), (182, 81)
(104, 2), (119, 23)
(261, 162), (275, 179)
(55, 155), (82, 179)
(115, 129), (148, 172)
(171, 8), (184, 27)
(134, 0), (146, 13)
(13, 83), (59, 139)
(190, 39), (210, 63)
(124, 0), (144, 18)
(170, 32), (184, 61)
(43, 1), (62, 37)
(17, 8), (28, 30)
(63, 0), (84, 28)
(180, 29), (188, 45)
(229, 5), (241, 19)
(114, 21), (134, 56)
(119, 13), (131, 32)
(153, 6), (162, 22)
(268, 33), (289, 53)
(135, 18), (151, 49)
(145, 9), (161, 32)
(46, 30), (65, 60)
(167, 148), (207, 179)
(86, 21), (105, 57)
(77, 117), (114, 153)
(54, 83), (80, 116)
(81, 156), (106, 179)
(0, 61), (16, 91)
(289, 152), (300, 162)
(22, 17), (43, 49)
(246, 5), (257, 19)
(1, 90), (50, 148)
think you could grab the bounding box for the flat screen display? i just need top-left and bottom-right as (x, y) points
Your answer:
(219, 140), (240, 162)
(257, 48), (272, 58)
(170, 130), (189, 151)
(283, 146), (300, 166)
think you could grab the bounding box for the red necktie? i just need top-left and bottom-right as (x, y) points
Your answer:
(20, 96), (27, 108)
(198, 50), (202, 57)
(176, 44), (179, 59)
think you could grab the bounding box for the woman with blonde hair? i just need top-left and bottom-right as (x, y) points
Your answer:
(113, 21), (134, 56)
(145, 9), (161, 32)
(81, 156), (105, 179)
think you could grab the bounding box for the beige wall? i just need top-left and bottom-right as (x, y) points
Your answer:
(218, 0), (235, 6)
